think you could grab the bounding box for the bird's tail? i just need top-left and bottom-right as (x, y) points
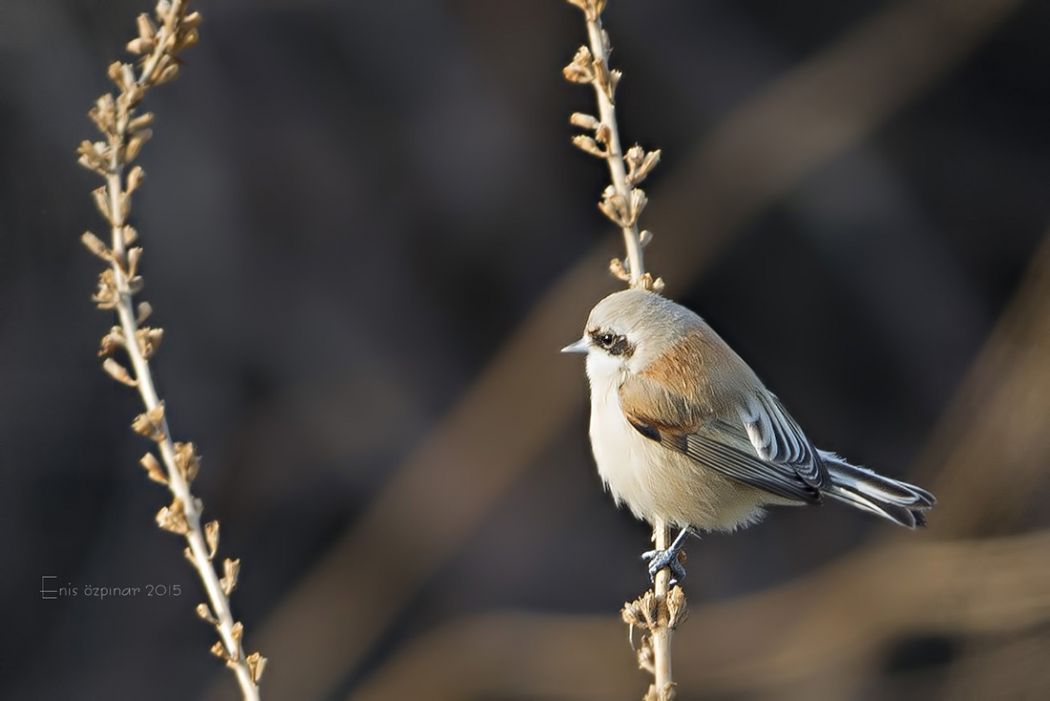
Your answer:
(820, 451), (936, 528)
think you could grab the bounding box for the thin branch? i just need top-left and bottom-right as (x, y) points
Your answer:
(79, 2), (264, 698)
(565, 0), (663, 293)
(564, 2), (678, 698)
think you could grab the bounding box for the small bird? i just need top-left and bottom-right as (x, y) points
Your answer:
(563, 289), (935, 582)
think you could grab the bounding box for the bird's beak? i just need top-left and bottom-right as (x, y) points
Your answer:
(561, 336), (590, 354)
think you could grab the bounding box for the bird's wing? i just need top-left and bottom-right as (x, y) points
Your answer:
(619, 373), (825, 503)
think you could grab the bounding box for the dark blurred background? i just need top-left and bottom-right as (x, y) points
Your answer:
(2, 0), (1049, 699)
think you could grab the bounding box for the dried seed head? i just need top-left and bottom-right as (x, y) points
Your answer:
(122, 225), (139, 246)
(155, 64), (180, 86)
(204, 520), (219, 559)
(609, 258), (631, 282)
(210, 641), (228, 661)
(81, 231), (112, 261)
(92, 187), (113, 224)
(156, 498), (189, 535)
(571, 134), (606, 158)
(666, 585), (688, 629)
(126, 166), (146, 194)
(173, 441), (200, 482)
(136, 301), (152, 324)
(139, 452), (168, 485)
(196, 602), (218, 624)
(103, 357), (138, 387)
(128, 112), (155, 133)
(220, 558), (241, 595)
(137, 13), (157, 41)
(136, 326), (164, 359)
(99, 327), (125, 356)
(131, 403), (166, 442)
(231, 621), (244, 644)
(183, 11), (203, 30)
(569, 112), (599, 131)
(124, 130), (151, 163)
(639, 229), (653, 248)
(125, 247), (143, 277)
(563, 46), (595, 83)
(246, 652), (267, 684)
(92, 270), (119, 310)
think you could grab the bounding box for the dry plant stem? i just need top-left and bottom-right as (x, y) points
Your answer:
(81, 2), (262, 698)
(650, 519), (674, 694)
(566, 2), (676, 699)
(582, 14), (645, 285)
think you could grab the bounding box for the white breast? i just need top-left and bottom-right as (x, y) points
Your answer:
(584, 350), (771, 531)
(585, 352), (662, 522)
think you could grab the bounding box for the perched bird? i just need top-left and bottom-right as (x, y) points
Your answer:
(563, 289), (935, 582)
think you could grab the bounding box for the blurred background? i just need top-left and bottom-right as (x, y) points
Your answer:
(2, 0), (1049, 699)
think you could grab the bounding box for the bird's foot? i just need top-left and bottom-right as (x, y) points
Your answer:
(641, 547), (686, 585)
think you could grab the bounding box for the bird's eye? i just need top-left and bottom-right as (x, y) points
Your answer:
(598, 333), (615, 348)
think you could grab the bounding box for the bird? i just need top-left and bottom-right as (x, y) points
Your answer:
(562, 288), (936, 583)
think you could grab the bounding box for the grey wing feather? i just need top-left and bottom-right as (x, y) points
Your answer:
(619, 374), (825, 503)
(738, 392), (826, 488)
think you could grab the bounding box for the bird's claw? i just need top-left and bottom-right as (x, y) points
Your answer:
(641, 547), (686, 585)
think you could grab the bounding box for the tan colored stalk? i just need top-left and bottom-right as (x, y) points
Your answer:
(564, 2), (684, 699)
(77, 2), (264, 698)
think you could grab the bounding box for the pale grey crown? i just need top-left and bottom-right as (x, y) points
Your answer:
(585, 289), (703, 369)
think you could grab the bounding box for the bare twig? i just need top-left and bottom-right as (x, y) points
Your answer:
(79, 2), (264, 698)
(564, 1), (678, 697)
(565, 0), (663, 293)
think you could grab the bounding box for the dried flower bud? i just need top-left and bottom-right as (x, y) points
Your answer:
(210, 641), (228, 661)
(128, 112), (155, 133)
(173, 441), (200, 482)
(220, 558), (240, 595)
(639, 229), (653, 247)
(609, 258), (631, 282)
(246, 652), (267, 684)
(569, 112), (599, 130)
(131, 403), (166, 442)
(92, 187), (112, 224)
(93, 270), (119, 310)
(124, 246), (143, 277)
(230, 621), (244, 644)
(122, 225), (139, 246)
(205, 520), (219, 559)
(137, 13), (157, 40)
(666, 585), (688, 629)
(571, 134), (606, 158)
(139, 452), (168, 485)
(563, 46), (594, 83)
(99, 327), (125, 356)
(598, 192), (630, 228)
(103, 357), (138, 387)
(134, 326), (163, 359)
(196, 602), (218, 624)
(183, 11), (203, 30)
(124, 130), (151, 163)
(155, 64), (180, 86)
(126, 37), (155, 55)
(628, 188), (648, 223)
(156, 498), (189, 535)
(136, 301), (152, 324)
(81, 231), (112, 261)
(126, 166), (145, 194)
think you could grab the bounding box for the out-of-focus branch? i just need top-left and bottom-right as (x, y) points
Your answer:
(348, 529), (1050, 700)
(79, 2), (263, 697)
(232, 0), (1023, 698)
